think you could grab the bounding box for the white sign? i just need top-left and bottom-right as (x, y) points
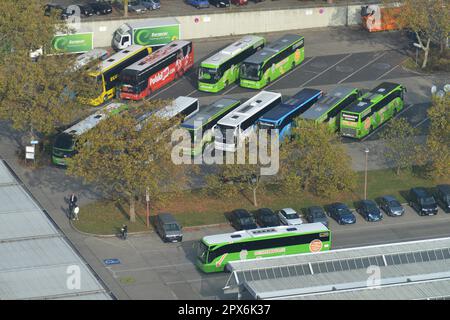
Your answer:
(25, 146), (35, 160)
(30, 140), (39, 145)
(203, 16), (211, 23)
(305, 9), (313, 15)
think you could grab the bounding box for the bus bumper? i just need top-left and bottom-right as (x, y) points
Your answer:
(198, 82), (222, 93)
(52, 155), (68, 166)
(240, 79), (265, 90)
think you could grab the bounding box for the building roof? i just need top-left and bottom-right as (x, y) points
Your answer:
(217, 91), (281, 128)
(201, 35), (265, 67)
(243, 34), (303, 65)
(181, 98), (240, 130)
(300, 87), (357, 121)
(224, 237), (450, 300)
(0, 161), (112, 300)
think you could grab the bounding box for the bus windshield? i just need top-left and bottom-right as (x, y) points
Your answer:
(420, 197), (435, 205)
(240, 63), (260, 80)
(54, 133), (75, 150)
(198, 67), (221, 82)
(196, 241), (209, 264)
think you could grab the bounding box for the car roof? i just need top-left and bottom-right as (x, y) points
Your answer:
(158, 212), (177, 224)
(258, 208), (274, 215)
(309, 206), (323, 211)
(437, 184), (450, 194)
(361, 199), (376, 205)
(281, 208), (297, 214)
(411, 187), (429, 196)
(232, 209), (251, 217)
(382, 195), (397, 201)
(332, 202), (347, 208)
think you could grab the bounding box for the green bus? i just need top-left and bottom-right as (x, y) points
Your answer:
(239, 34), (305, 90)
(195, 223), (331, 273)
(340, 82), (406, 139)
(299, 86), (360, 132)
(180, 98), (240, 156)
(197, 35), (265, 93)
(52, 103), (127, 166)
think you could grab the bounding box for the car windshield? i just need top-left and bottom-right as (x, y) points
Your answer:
(420, 197), (435, 205)
(240, 63), (261, 80)
(240, 217), (254, 225)
(388, 200), (401, 207)
(164, 223), (180, 232)
(285, 212), (299, 220)
(366, 203), (378, 211)
(198, 67), (221, 83)
(311, 210), (325, 218)
(54, 133), (75, 150)
(196, 241), (208, 264)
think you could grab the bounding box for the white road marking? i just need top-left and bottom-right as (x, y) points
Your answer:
(299, 54), (353, 87)
(337, 51), (388, 84)
(413, 117), (429, 128)
(186, 88), (198, 97)
(375, 62), (401, 81)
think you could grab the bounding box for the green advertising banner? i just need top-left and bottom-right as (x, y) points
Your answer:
(133, 24), (180, 47)
(52, 33), (93, 54)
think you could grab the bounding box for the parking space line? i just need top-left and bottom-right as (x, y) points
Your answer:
(299, 54), (353, 87)
(337, 51), (388, 84)
(222, 84), (239, 96)
(186, 89), (198, 97)
(375, 61), (403, 81)
(413, 117), (429, 128)
(266, 56), (317, 90)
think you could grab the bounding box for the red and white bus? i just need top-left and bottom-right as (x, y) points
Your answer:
(119, 40), (194, 100)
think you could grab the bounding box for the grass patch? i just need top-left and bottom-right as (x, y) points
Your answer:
(402, 49), (450, 73)
(75, 168), (449, 235)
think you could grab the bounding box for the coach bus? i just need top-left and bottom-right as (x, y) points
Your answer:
(239, 34), (305, 90)
(340, 82), (405, 139)
(52, 103), (127, 166)
(119, 40), (194, 101)
(195, 223), (331, 273)
(197, 35), (265, 93)
(299, 87), (360, 132)
(214, 91), (282, 152)
(86, 45), (151, 106)
(257, 88), (322, 141)
(180, 98), (241, 156)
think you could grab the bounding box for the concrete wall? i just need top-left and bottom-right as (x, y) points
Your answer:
(80, 4), (368, 48)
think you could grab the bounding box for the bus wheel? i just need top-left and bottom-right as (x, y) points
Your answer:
(267, 77), (271, 84)
(394, 108), (398, 116)
(370, 125), (374, 132)
(292, 62), (295, 69)
(225, 80), (229, 88)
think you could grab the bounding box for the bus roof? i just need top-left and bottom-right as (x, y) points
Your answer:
(181, 98), (240, 130)
(63, 103), (126, 137)
(258, 88), (322, 125)
(90, 45), (146, 73)
(217, 91), (282, 128)
(154, 96), (198, 120)
(343, 82), (401, 114)
(243, 34), (303, 65)
(202, 223), (329, 246)
(125, 40), (191, 73)
(300, 87), (357, 120)
(201, 35), (265, 68)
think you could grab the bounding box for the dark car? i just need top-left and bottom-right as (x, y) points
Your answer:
(230, 209), (258, 230)
(254, 208), (280, 228)
(305, 206), (329, 228)
(377, 195), (405, 217)
(76, 4), (95, 17)
(356, 200), (383, 222)
(209, 0), (231, 7)
(44, 3), (72, 19)
(435, 184), (450, 213)
(88, 1), (113, 15)
(326, 203), (356, 225)
(155, 213), (183, 242)
(409, 187), (438, 216)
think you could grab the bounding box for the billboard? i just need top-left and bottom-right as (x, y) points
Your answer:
(133, 24), (180, 47)
(52, 32), (94, 54)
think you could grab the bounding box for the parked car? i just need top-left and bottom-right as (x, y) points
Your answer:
(44, 3), (72, 19)
(74, 4), (95, 17)
(377, 195), (405, 217)
(230, 209), (258, 230)
(326, 203), (356, 225)
(278, 208), (303, 226)
(185, 0), (210, 9)
(409, 187), (438, 216)
(141, 0), (161, 10)
(209, 0), (231, 7)
(128, 0), (147, 13)
(254, 208), (280, 227)
(232, 0), (248, 5)
(435, 184), (450, 213)
(155, 213), (183, 242)
(356, 200), (383, 222)
(88, 1), (113, 15)
(305, 206), (328, 228)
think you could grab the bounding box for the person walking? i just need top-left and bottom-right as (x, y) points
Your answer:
(73, 206), (80, 221)
(120, 224), (128, 240)
(68, 193), (78, 218)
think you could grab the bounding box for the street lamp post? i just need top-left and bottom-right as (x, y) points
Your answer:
(364, 148), (369, 200)
(145, 188), (150, 228)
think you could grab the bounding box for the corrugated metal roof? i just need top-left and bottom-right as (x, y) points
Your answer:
(0, 161), (112, 300)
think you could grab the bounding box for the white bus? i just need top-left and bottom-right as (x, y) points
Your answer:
(214, 91), (282, 152)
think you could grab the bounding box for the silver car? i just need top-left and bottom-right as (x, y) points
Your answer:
(278, 208), (303, 226)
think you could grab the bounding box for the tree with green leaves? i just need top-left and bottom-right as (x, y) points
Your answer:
(423, 94), (450, 178)
(380, 117), (419, 175)
(394, 0), (450, 68)
(66, 101), (188, 222)
(0, 0), (99, 145)
(280, 119), (356, 197)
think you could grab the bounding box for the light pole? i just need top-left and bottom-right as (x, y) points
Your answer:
(145, 188), (150, 228)
(364, 148), (369, 200)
